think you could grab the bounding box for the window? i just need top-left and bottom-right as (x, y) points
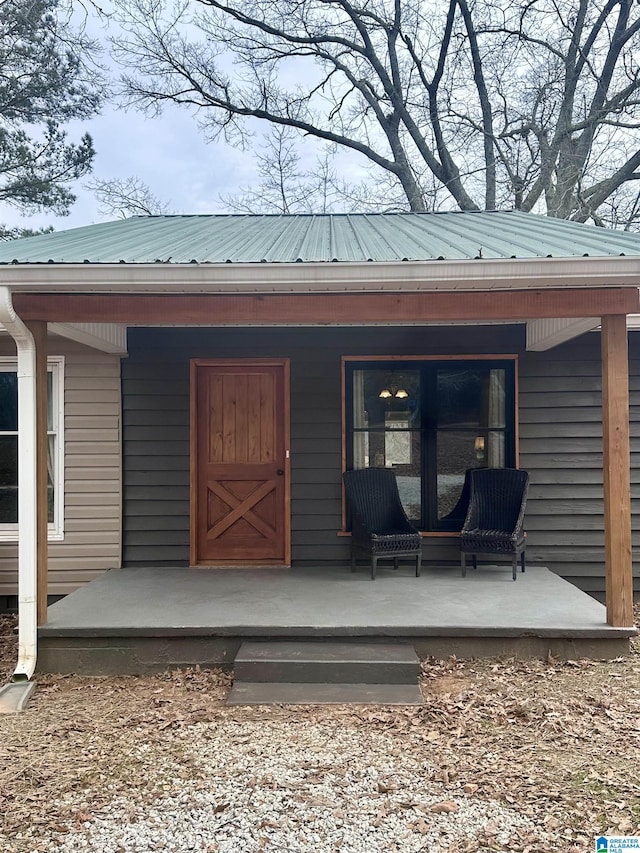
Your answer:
(0, 357), (64, 541)
(345, 357), (516, 531)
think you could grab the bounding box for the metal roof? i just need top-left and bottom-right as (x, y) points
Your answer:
(1, 211), (640, 265)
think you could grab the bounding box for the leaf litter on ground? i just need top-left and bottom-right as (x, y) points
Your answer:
(0, 606), (638, 851)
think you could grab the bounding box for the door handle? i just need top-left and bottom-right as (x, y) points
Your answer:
(277, 469), (284, 476)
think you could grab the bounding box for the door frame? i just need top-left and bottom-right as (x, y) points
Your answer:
(189, 357), (291, 567)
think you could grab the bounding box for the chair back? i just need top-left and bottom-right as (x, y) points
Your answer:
(343, 468), (406, 530)
(465, 468), (529, 533)
(441, 468), (472, 522)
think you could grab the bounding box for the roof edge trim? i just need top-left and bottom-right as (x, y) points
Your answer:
(1, 256), (639, 294)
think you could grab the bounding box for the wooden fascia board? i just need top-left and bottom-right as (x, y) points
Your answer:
(1, 256), (640, 293)
(12, 288), (640, 324)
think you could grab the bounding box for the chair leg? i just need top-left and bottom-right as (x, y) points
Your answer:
(512, 554), (517, 581)
(394, 557), (399, 571)
(461, 552), (467, 578)
(521, 551), (526, 573)
(416, 551), (421, 578)
(472, 554), (477, 571)
(371, 556), (377, 580)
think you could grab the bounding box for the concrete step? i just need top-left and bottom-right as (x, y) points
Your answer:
(234, 641), (421, 684)
(227, 681), (424, 706)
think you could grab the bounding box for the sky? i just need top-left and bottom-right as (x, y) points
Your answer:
(2, 98), (265, 233)
(0, 2), (293, 235)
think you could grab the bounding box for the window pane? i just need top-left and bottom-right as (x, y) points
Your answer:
(437, 431), (481, 520)
(436, 430), (507, 520)
(0, 373), (18, 431)
(352, 369), (420, 429)
(437, 368), (506, 429)
(487, 370), (506, 429)
(47, 370), (53, 431)
(348, 360), (513, 533)
(486, 430), (506, 469)
(0, 379), (56, 525)
(352, 430), (421, 521)
(396, 459), (421, 522)
(47, 434), (55, 524)
(0, 435), (18, 523)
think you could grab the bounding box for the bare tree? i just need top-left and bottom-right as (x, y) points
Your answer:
(111, 0), (640, 222)
(87, 176), (173, 217)
(220, 125), (374, 213)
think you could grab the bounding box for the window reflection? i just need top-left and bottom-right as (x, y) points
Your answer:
(352, 369), (420, 430)
(349, 361), (513, 530)
(0, 366), (58, 526)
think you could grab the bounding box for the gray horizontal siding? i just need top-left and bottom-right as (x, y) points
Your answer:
(518, 335), (640, 592)
(122, 325), (522, 570)
(122, 325), (639, 595)
(0, 340), (122, 595)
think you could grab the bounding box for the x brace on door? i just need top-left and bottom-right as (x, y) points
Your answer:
(207, 479), (277, 542)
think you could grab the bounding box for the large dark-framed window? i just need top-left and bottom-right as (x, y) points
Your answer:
(344, 356), (517, 532)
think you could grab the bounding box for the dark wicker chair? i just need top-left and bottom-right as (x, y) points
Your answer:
(343, 468), (422, 580)
(441, 468), (472, 523)
(460, 468), (529, 581)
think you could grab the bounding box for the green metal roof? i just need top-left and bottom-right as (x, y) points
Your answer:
(2, 211), (640, 265)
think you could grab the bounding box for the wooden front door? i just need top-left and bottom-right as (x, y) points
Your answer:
(191, 360), (290, 566)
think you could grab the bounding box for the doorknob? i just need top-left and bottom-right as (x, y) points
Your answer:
(277, 469), (284, 476)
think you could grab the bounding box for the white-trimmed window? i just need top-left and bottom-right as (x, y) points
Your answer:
(0, 356), (65, 542)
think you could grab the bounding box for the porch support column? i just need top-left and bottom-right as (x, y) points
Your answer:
(25, 321), (48, 626)
(601, 314), (634, 627)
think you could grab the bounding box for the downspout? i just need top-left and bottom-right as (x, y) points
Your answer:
(0, 287), (37, 680)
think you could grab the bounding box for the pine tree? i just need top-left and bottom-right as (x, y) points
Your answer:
(0, 0), (102, 232)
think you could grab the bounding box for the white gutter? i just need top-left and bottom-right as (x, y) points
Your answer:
(0, 287), (37, 681)
(1, 255), (640, 294)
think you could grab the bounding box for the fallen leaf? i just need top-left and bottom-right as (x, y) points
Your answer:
(414, 818), (430, 834)
(429, 801), (459, 814)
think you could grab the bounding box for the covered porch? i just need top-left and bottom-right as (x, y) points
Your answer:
(1, 212), (640, 685)
(36, 564), (635, 674)
(17, 285), (639, 633)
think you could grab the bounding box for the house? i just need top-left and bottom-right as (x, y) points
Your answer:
(0, 211), (638, 674)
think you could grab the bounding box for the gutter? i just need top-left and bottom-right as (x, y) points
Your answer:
(0, 286), (37, 682)
(1, 255), (640, 293)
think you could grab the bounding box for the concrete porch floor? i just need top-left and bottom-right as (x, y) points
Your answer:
(37, 565), (637, 674)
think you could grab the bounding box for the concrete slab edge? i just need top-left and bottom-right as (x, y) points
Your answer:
(38, 625), (638, 639)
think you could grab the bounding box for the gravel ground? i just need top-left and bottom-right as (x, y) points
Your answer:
(1, 611), (639, 853)
(43, 718), (535, 853)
